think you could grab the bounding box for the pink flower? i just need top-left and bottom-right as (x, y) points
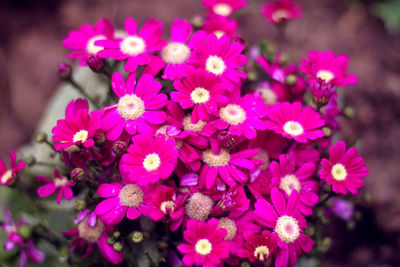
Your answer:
(98, 233), (124, 264)
(0, 150), (25, 186)
(203, 0), (247, 17)
(171, 67), (229, 123)
(94, 183), (147, 225)
(237, 230), (277, 262)
(254, 188), (314, 267)
(190, 33), (247, 85)
(319, 141), (368, 194)
(63, 18), (114, 65)
(270, 152), (319, 216)
(299, 50), (358, 87)
(177, 218), (231, 267)
(252, 81), (288, 106)
(203, 14), (238, 39)
(102, 72), (168, 140)
(52, 98), (102, 151)
(265, 101), (325, 143)
(211, 185), (250, 219)
(262, 0), (303, 24)
(36, 169), (75, 204)
(119, 134), (178, 186)
(97, 18), (167, 72)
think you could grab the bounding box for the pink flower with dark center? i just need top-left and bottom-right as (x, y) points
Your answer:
(94, 183), (147, 225)
(270, 152), (319, 216)
(299, 50), (358, 87)
(171, 67), (229, 123)
(203, 14), (238, 39)
(262, 0), (303, 24)
(265, 101), (325, 143)
(237, 230), (277, 263)
(36, 169), (75, 204)
(190, 32), (247, 85)
(254, 188), (314, 267)
(52, 98), (102, 151)
(97, 18), (167, 72)
(203, 0), (247, 17)
(102, 72), (168, 140)
(0, 150), (25, 186)
(319, 141), (368, 194)
(63, 18), (114, 65)
(177, 218), (231, 267)
(119, 134), (178, 186)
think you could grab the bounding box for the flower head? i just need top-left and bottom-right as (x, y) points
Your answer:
(0, 150), (25, 186)
(262, 0), (303, 24)
(36, 169), (75, 204)
(237, 230), (277, 262)
(203, 14), (238, 39)
(202, 0), (247, 17)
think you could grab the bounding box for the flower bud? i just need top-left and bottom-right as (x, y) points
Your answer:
(240, 262), (251, 267)
(74, 199), (86, 211)
(107, 236), (116, 245)
(86, 55), (106, 74)
(309, 78), (336, 108)
(113, 242), (124, 252)
(322, 127), (331, 137)
(130, 231), (144, 243)
(157, 241), (168, 250)
(36, 132), (48, 143)
(58, 62), (72, 80)
(217, 131), (236, 149)
(25, 155), (36, 167)
(285, 74), (297, 86)
(70, 168), (86, 182)
(113, 141), (127, 155)
(113, 231), (121, 239)
(94, 132), (106, 146)
(18, 226), (32, 239)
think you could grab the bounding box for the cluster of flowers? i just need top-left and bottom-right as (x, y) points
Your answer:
(0, 0), (368, 266)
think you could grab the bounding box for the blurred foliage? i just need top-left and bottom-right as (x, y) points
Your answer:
(371, 0), (400, 33)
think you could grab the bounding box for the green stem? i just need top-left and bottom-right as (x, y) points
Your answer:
(69, 78), (101, 109)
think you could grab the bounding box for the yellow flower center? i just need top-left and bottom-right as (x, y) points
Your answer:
(203, 149), (231, 167)
(283, 121), (304, 137)
(218, 218), (237, 240)
(73, 130), (89, 143)
(160, 200), (175, 214)
(195, 239), (213, 255)
(254, 245), (270, 261)
(183, 116), (206, 132)
(119, 184), (144, 207)
(190, 87), (210, 104)
(143, 153), (161, 172)
(205, 55), (226, 76)
(1, 170), (13, 184)
(86, 35), (106, 54)
(280, 174), (301, 196)
(272, 9), (290, 23)
(331, 163), (347, 181)
(213, 31), (225, 39)
(213, 3), (233, 16)
(117, 94), (145, 120)
(219, 104), (246, 125)
(275, 215), (300, 243)
(161, 42), (191, 64)
(316, 70), (335, 83)
(120, 36), (146, 56)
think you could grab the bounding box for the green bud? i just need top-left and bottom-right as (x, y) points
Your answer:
(113, 242), (124, 252)
(285, 74), (297, 86)
(131, 231), (144, 243)
(240, 262), (251, 267)
(74, 199), (86, 211)
(18, 226), (32, 239)
(305, 226), (315, 236)
(322, 127), (332, 137)
(113, 231), (121, 239)
(157, 241), (168, 250)
(343, 106), (355, 118)
(70, 168), (86, 182)
(36, 132), (48, 143)
(25, 155), (36, 167)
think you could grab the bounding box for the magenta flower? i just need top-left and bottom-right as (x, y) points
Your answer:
(98, 233), (124, 265)
(203, 14), (238, 39)
(63, 18), (114, 65)
(94, 183), (147, 225)
(262, 0), (303, 24)
(171, 67), (229, 123)
(265, 101), (325, 143)
(0, 150), (25, 186)
(330, 197), (354, 221)
(97, 18), (167, 72)
(252, 81), (288, 106)
(211, 185), (250, 219)
(36, 169), (75, 204)
(203, 0), (247, 17)
(299, 50), (358, 87)
(177, 218), (231, 267)
(190, 33), (247, 85)
(254, 188), (314, 267)
(120, 134), (178, 186)
(102, 72), (168, 140)
(319, 141), (368, 194)
(270, 152), (319, 216)
(52, 98), (102, 151)
(237, 230), (277, 263)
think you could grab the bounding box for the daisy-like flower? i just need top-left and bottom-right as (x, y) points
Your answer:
(52, 98), (102, 151)
(237, 230), (277, 263)
(177, 218), (231, 267)
(119, 134), (178, 186)
(161, 19), (193, 80)
(262, 0), (303, 24)
(190, 33), (247, 85)
(203, 14), (238, 39)
(255, 188), (314, 267)
(319, 141), (368, 194)
(265, 101), (325, 143)
(204, 94), (269, 140)
(0, 150), (25, 186)
(102, 72), (168, 140)
(94, 183), (147, 225)
(36, 169), (75, 204)
(211, 185), (249, 219)
(63, 18), (114, 65)
(252, 81), (288, 106)
(171, 67), (229, 123)
(299, 50), (358, 87)
(97, 17), (167, 72)
(270, 152), (319, 216)
(203, 0), (247, 17)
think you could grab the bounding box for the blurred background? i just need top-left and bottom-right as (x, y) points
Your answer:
(0, 0), (399, 266)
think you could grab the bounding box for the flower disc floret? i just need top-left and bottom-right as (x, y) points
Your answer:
(190, 87), (210, 104)
(183, 116), (206, 132)
(331, 163), (347, 181)
(161, 42), (191, 64)
(119, 184), (144, 207)
(206, 55), (227, 76)
(203, 149), (231, 167)
(86, 35), (107, 54)
(195, 239), (213, 255)
(280, 174), (301, 196)
(254, 246), (270, 261)
(143, 153), (161, 172)
(283, 121), (304, 137)
(316, 70), (335, 83)
(213, 3), (233, 16)
(120, 36), (146, 56)
(73, 130), (89, 143)
(275, 215), (300, 243)
(117, 94), (145, 120)
(219, 104), (246, 125)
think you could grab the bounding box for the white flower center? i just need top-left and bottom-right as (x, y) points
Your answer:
(317, 70), (335, 83)
(331, 163), (347, 181)
(257, 87), (277, 105)
(54, 176), (68, 187)
(205, 55), (226, 76)
(1, 170), (13, 184)
(219, 104), (246, 125)
(283, 121), (304, 137)
(275, 215), (300, 243)
(254, 245), (270, 261)
(114, 30), (128, 39)
(203, 149), (231, 167)
(190, 87), (210, 104)
(272, 10), (290, 23)
(161, 42), (191, 65)
(117, 94), (145, 120)
(73, 130), (89, 143)
(195, 239), (213, 255)
(119, 184), (144, 207)
(254, 149), (270, 170)
(86, 35), (106, 54)
(183, 116), (206, 132)
(218, 218), (237, 240)
(213, 3), (233, 16)
(213, 31), (225, 39)
(280, 174), (301, 196)
(160, 200), (175, 214)
(143, 153), (161, 172)
(120, 36), (146, 56)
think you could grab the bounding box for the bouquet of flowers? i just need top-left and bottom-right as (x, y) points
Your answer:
(0, 0), (369, 266)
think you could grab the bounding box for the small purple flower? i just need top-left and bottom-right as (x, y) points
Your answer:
(330, 197), (354, 221)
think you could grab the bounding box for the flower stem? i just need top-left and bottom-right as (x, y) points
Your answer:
(69, 78), (101, 110)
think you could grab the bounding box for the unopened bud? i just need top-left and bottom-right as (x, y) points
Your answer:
(70, 168), (86, 182)
(157, 241), (168, 250)
(107, 236), (116, 245)
(217, 131), (236, 149)
(113, 242), (124, 252)
(86, 55), (106, 74)
(285, 74), (297, 86)
(343, 106), (355, 118)
(113, 141), (127, 155)
(25, 155), (36, 167)
(113, 231), (121, 239)
(131, 231), (144, 243)
(322, 127), (331, 137)
(18, 226), (32, 239)
(36, 132), (48, 143)
(94, 132), (106, 146)
(240, 262), (251, 267)
(74, 199), (86, 211)
(58, 62), (72, 80)
(190, 15), (203, 28)
(278, 53), (289, 66)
